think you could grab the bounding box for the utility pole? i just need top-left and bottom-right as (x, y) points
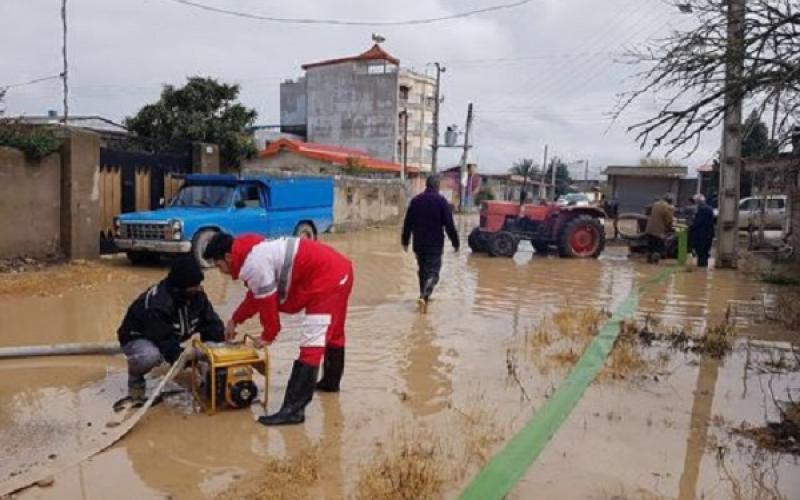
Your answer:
(431, 63), (445, 173)
(583, 159), (589, 184)
(61, 0), (69, 123)
(716, 0), (746, 268)
(458, 102), (473, 212)
(401, 108), (409, 181)
(543, 144), (552, 200)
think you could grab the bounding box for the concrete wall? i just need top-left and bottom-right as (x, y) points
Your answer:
(305, 62), (398, 163)
(398, 69), (435, 172)
(0, 147), (62, 258)
(244, 151), (342, 175)
(280, 78), (307, 135)
(59, 129), (101, 260)
(333, 176), (408, 232)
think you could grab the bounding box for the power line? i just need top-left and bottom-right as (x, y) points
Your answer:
(164, 0), (534, 26)
(433, 51), (615, 66)
(1, 74), (62, 90)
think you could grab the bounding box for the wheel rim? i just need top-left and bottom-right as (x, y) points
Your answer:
(569, 225), (599, 256)
(494, 235), (514, 255)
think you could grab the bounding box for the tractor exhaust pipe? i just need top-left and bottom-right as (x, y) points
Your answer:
(0, 342), (121, 360)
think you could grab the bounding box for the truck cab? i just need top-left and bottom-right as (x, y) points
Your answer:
(114, 174), (333, 266)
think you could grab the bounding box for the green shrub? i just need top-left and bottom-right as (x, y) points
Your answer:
(475, 186), (495, 203)
(0, 123), (62, 161)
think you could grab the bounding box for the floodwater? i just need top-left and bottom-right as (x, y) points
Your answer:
(1, 218), (798, 499)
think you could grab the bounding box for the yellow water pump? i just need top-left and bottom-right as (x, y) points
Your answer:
(191, 337), (269, 415)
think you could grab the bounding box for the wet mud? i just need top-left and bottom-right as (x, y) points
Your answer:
(1, 219), (798, 499)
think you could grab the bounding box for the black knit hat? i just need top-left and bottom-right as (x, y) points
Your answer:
(166, 256), (204, 289)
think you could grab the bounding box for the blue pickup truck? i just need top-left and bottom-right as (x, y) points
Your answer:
(114, 174), (334, 266)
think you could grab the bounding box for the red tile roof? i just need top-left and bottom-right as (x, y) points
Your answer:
(260, 138), (419, 174)
(301, 44), (400, 70)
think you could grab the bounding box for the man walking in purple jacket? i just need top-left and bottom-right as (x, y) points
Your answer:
(402, 174), (460, 311)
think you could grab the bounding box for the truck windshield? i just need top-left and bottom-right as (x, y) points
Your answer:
(171, 185), (234, 208)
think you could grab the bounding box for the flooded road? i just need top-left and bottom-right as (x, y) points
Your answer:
(1, 219), (798, 499)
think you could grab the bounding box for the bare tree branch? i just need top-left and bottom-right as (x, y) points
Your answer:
(615, 0), (800, 156)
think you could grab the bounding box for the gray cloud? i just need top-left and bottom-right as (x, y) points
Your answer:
(1, 0), (717, 174)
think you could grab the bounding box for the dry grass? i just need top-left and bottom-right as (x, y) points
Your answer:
(354, 393), (505, 499)
(549, 348), (581, 365)
(354, 428), (444, 500)
(522, 306), (608, 373)
(551, 307), (606, 342)
(451, 395), (505, 474)
(216, 446), (320, 500)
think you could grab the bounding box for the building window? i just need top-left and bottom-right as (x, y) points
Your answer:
(368, 63), (385, 74)
(399, 85), (410, 101)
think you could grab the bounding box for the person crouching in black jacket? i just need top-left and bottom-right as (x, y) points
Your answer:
(117, 256), (224, 400)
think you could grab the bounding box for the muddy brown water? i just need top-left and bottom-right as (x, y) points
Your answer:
(1, 219), (798, 499)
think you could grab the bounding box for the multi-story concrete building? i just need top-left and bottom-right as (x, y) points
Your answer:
(280, 44), (436, 172)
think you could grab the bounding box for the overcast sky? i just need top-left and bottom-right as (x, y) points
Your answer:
(1, 0), (718, 175)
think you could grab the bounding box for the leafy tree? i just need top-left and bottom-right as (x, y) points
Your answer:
(741, 110), (777, 159)
(544, 157), (572, 197)
(509, 158), (541, 179)
(126, 77), (257, 169)
(739, 110), (780, 197)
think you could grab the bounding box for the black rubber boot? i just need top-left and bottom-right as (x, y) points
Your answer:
(316, 347), (345, 392)
(258, 361), (318, 426)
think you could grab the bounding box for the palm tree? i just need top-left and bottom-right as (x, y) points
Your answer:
(509, 158), (540, 179)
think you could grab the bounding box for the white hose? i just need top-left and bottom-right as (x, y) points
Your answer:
(0, 342), (121, 360)
(0, 347), (192, 497)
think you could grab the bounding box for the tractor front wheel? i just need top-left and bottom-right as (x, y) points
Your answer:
(468, 228), (489, 253)
(488, 231), (519, 258)
(558, 216), (605, 258)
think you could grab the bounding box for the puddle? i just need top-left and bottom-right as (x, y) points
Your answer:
(0, 220), (798, 499)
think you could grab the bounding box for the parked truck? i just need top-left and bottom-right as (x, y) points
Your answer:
(114, 174), (334, 266)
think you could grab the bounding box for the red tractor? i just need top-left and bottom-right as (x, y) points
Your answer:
(468, 201), (606, 258)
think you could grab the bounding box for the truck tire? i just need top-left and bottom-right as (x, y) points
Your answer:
(192, 229), (218, 269)
(488, 231), (518, 258)
(558, 215), (605, 258)
(468, 227), (489, 253)
(294, 222), (316, 240)
(126, 251), (160, 266)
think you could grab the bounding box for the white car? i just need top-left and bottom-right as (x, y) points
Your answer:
(713, 195), (787, 230)
(557, 193), (590, 207)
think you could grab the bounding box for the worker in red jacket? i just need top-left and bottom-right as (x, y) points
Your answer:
(203, 232), (353, 426)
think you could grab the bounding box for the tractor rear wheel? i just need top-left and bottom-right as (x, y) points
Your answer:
(468, 228), (489, 253)
(558, 215), (605, 258)
(488, 231), (519, 258)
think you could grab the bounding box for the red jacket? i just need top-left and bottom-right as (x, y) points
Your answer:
(229, 235), (352, 342)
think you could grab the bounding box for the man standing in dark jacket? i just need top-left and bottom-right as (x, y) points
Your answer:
(689, 194), (715, 268)
(117, 256), (224, 400)
(402, 174), (460, 311)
